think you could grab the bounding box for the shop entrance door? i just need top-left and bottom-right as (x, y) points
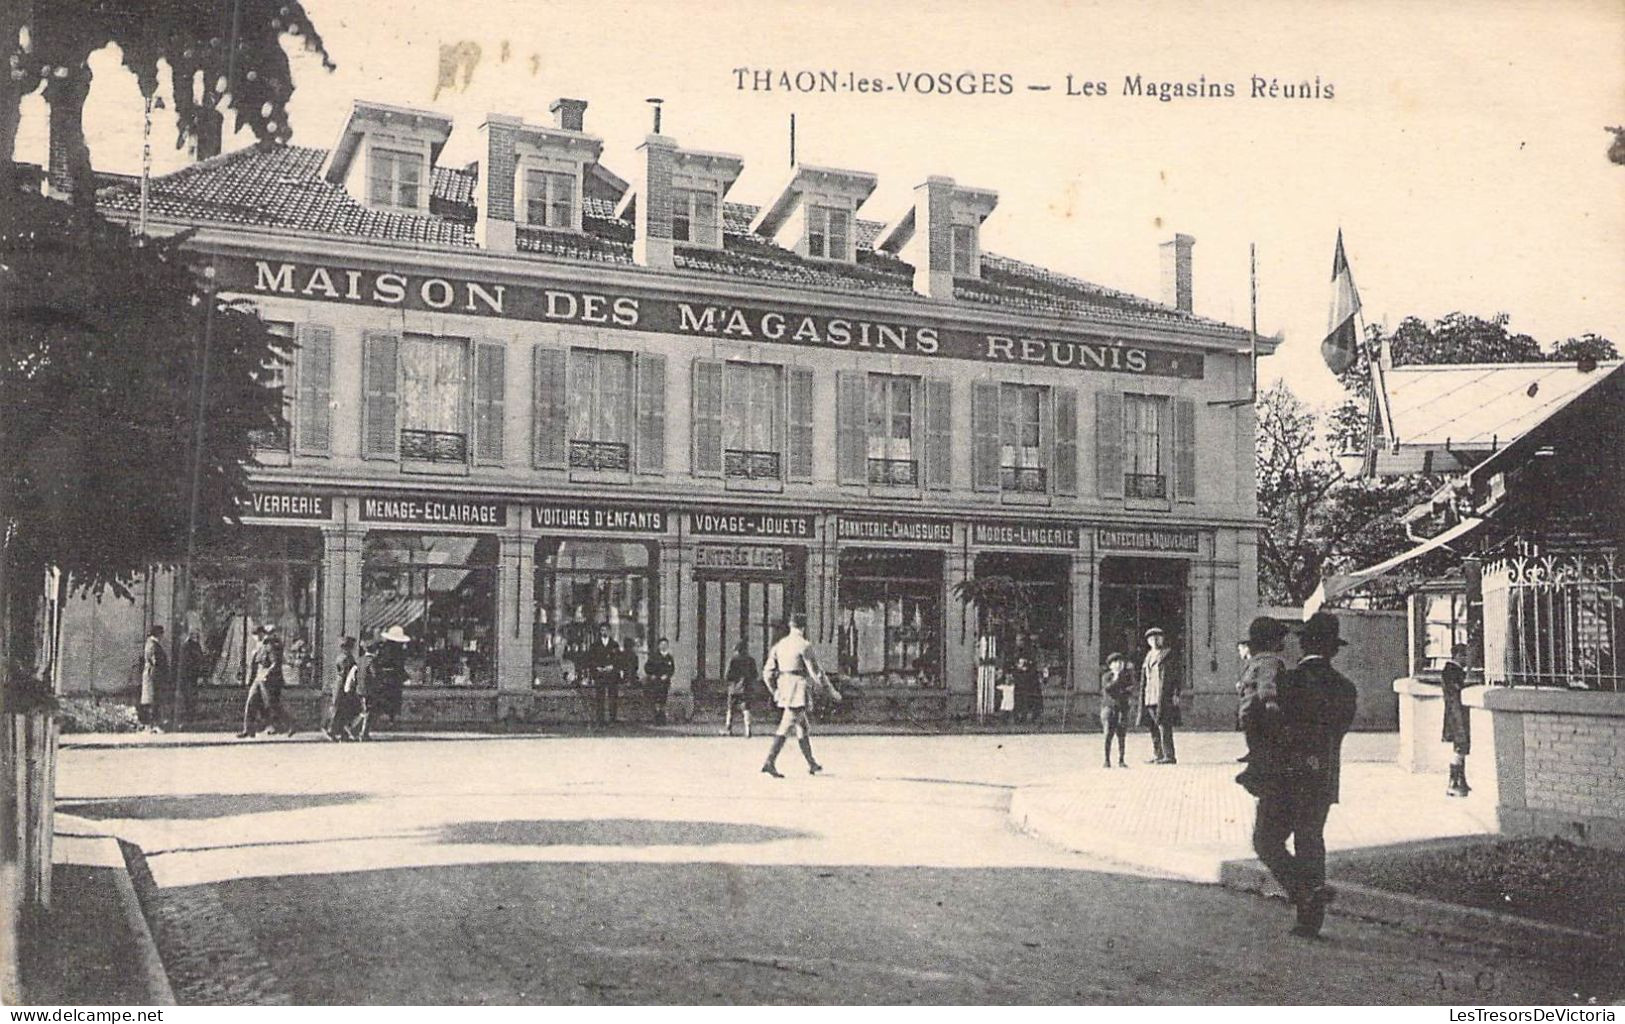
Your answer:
(1099, 557), (1189, 672)
(697, 577), (788, 700)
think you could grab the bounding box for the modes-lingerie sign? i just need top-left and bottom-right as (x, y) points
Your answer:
(218, 255), (1207, 379)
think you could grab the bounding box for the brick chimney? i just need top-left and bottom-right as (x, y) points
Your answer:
(476, 113), (520, 252)
(913, 176), (956, 300)
(1160, 233), (1195, 312)
(44, 71), (92, 200)
(549, 97), (587, 132)
(189, 108), (223, 162)
(630, 134), (677, 269)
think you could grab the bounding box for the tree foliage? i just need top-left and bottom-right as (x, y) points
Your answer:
(3, 0), (333, 200)
(1255, 382), (1436, 607)
(1, 188), (290, 688)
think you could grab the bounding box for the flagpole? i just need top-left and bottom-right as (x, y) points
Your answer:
(1249, 243), (1258, 404)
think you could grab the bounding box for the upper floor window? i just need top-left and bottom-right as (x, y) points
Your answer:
(1000, 384), (1047, 493)
(673, 189), (719, 246)
(525, 169), (576, 230)
(867, 374), (918, 487)
(252, 321), (295, 451)
(400, 334), (469, 463)
(952, 223), (977, 276)
(368, 148), (424, 209)
(807, 205), (851, 261)
(568, 348), (633, 471)
(1124, 393), (1167, 499)
(723, 362), (784, 480)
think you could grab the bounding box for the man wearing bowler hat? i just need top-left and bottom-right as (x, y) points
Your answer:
(1251, 610), (1358, 938)
(1137, 626), (1179, 764)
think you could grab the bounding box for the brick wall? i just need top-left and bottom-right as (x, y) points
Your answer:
(1522, 711), (1623, 820)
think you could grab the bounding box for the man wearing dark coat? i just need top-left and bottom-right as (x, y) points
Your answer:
(581, 624), (622, 725)
(1440, 644), (1477, 797)
(644, 637), (675, 725)
(1250, 611), (1359, 938)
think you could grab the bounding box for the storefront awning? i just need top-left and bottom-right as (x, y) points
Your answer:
(1303, 517), (1484, 618)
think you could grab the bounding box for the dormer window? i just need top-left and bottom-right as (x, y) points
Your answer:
(525, 169), (576, 230)
(673, 189), (719, 246)
(952, 223), (977, 277)
(808, 205), (851, 261)
(368, 148), (425, 209)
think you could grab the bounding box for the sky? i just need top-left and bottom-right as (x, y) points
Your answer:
(16, 0), (1624, 411)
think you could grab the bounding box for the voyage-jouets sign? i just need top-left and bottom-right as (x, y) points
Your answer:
(837, 514), (954, 545)
(971, 520), (1079, 549)
(237, 489), (332, 521)
(360, 494), (507, 526)
(688, 509), (814, 539)
(1097, 527), (1201, 553)
(532, 502), (667, 533)
(219, 255), (1205, 379)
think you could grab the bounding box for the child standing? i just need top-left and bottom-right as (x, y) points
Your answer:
(1099, 652), (1136, 767)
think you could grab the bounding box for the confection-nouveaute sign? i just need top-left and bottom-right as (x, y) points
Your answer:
(688, 509), (814, 539)
(1097, 527), (1201, 553)
(221, 255), (1205, 380)
(532, 503), (667, 533)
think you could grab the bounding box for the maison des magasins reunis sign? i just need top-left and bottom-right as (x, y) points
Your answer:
(222, 256), (1205, 380)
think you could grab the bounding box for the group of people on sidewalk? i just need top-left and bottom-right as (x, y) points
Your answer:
(574, 625), (677, 726)
(1096, 626), (1182, 768)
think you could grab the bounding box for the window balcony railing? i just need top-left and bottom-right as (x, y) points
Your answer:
(1125, 472), (1167, 499)
(401, 428), (468, 464)
(249, 425), (290, 452)
(569, 438), (631, 472)
(724, 448), (781, 480)
(868, 457), (919, 487)
(1000, 465), (1047, 493)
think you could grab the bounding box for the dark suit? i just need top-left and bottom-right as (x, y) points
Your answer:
(582, 640), (622, 724)
(1251, 654), (1358, 904)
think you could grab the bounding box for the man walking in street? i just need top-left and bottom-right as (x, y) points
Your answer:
(760, 613), (839, 777)
(239, 625), (295, 738)
(138, 625), (169, 731)
(1138, 627), (1179, 764)
(1250, 611), (1358, 938)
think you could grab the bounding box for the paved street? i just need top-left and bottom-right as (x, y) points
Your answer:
(56, 731), (1614, 1004)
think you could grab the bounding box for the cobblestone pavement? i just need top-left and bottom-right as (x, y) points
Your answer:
(55, 732), (1617, 1004)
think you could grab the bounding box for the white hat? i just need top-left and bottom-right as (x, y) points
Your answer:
(381, 626), (411, 643)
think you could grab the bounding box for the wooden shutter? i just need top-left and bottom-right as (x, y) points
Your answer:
(294, 324), (333, 455)
(835, 371), (866, 485)
(971, 381), (1001, 492)
(531, 345), (567, 469)
(635, 352), (666, 474)
(924, 377), (952, 490)
(1053, 385), (1078, 496)
(1096, 390), (1124, 498)
(788, 366), (814, 482)
(691, 357), (723, 476)
(472, 340), (505, 465)
(1173, 396), (1197, 501)
(361, 329), (399, 460)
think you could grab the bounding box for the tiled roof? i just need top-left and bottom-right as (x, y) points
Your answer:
(97, 143), (1243, 337)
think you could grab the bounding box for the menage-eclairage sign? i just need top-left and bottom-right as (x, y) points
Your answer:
(221, 256), (1205, 380)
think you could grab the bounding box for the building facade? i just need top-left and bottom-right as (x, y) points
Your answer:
(64, 96), (1267, 727)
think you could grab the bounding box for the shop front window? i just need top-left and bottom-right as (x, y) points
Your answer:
(185, 527), (322, 688)
(533, 540), (655, 687)
(837, 549), (942, 687)
(361, 533), (498, 687)
(971, 552), (1070, 684)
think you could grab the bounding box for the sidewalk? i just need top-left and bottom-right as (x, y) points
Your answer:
(14, 816), (174, 1005)
(1009, 732), (1498, 881)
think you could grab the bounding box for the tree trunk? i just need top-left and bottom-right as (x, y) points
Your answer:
(42, 62), (94, 212)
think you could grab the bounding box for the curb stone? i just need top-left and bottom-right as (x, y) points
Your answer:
(1217, 857), (1616, 960)
(53, 815), (175, 1006)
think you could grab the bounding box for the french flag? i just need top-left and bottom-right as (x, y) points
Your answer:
(1322, 231), (1362, 375)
